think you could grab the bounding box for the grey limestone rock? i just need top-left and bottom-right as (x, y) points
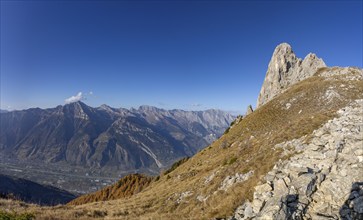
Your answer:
(231, 100), (363, 220)
(257, 43), (326, 108)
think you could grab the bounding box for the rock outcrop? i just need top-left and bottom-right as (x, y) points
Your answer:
(245, 105), (253, 116)
(257, 43), (326, 108)
(232, 99), (363, 219)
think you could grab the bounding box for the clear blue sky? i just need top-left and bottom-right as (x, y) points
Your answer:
(1, 1), (362, 113)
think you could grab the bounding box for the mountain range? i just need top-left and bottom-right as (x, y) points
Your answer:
(0, 103), (234, 177)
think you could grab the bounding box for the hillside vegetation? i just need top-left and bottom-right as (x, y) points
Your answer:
(68, 174), (153, 206)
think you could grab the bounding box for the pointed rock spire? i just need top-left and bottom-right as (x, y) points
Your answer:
(256, 43), (326, 108)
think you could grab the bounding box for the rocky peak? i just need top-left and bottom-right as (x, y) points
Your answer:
(300, 52), (326, 75)
(257, 43), (326, 108)
(98, 104), (115, 112)
(62, 101), (90, 119)
(245, 105), (253, 116)
(64, 101), (84, 108)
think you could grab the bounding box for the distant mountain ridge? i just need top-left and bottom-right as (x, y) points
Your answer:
(0, 102), (234, 175)
(0, 174), (75, 205)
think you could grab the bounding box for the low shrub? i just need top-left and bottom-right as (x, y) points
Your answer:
(0, 210), (35, 220)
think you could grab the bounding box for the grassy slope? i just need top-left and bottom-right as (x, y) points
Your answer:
(2, 68), (362, 219)
(67, 174), (153, 206)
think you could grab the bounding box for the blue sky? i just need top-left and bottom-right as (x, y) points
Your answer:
(1, 1), (362, 113)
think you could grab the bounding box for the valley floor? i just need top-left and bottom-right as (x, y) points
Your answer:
(0, 159), (119, 194)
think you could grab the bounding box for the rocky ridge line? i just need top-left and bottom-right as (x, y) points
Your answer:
(231, 99), (363, 219)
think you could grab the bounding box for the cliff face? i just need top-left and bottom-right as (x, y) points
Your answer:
(239, 44), (362, 219)
(257, 43), (326, 108)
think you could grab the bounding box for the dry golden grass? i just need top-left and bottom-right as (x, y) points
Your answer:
(68, 174), (154, 206)
(1, 68), (362, 219)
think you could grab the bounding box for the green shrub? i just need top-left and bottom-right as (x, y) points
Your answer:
(0, 210), (35, 220)
(223, 157), (238, 166)
(154, 176), (160, 181)
(228, 157), (238, 165)
(163, 157), (189, 175)
(90, 210), (107, 217)
(222, 159), (228, 166)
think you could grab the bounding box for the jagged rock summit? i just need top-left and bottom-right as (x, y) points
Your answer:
(257, 43), (326, 108)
